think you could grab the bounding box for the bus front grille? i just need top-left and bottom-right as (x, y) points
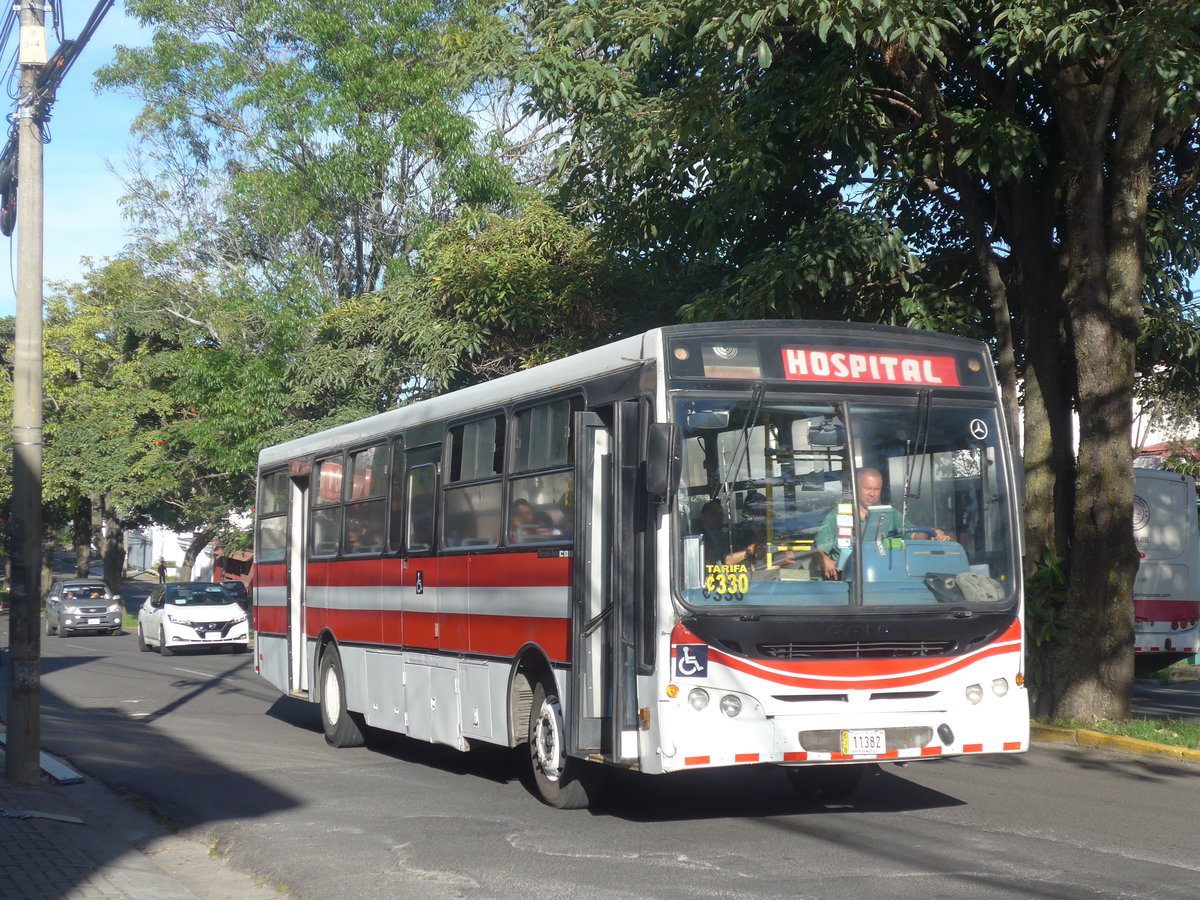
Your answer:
(758, 640), (956, 659)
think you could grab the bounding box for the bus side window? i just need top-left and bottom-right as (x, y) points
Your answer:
(406, 464), (436, 553)
(311, 455), (343, 557)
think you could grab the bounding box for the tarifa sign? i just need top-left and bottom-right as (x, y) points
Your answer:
(781, 347), (961, 386)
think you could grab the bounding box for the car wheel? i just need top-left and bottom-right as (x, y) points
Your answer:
(45, 616), (56, 636)
(159, 626), (173, 657)
(137, 624), (150, 652)
(57, 623), (69, 638)
(319, 646), (366, 748)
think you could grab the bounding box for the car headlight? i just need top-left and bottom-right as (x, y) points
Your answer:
(107, 603), (120, 613)
(65, 605), (81, 615)
(231, 614), (247, 625)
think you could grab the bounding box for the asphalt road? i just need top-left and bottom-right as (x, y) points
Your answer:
(4, 616), (1199, 899)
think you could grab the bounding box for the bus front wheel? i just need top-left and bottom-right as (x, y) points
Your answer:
(320, 647), (366, 748)
(528, 681), (601, 809)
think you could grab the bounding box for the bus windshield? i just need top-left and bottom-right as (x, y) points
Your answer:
(674, 394), (1018, 612)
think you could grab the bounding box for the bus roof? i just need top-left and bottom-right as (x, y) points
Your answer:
(257, 320), (989, 468)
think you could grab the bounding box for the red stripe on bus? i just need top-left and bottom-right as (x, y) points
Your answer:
(1002, 741), (1023, 751)
(257, 605), (287, 635)
(287, 607), (570, 661)
(920, 747), (943, 756)
(735, 753), (759, 763)
(684, 756), (711, 766)
(304, 552), (571, 589)
(256, 563), (286, 587)
(783, 752), (808, 761)
(962, 743), (984, 753)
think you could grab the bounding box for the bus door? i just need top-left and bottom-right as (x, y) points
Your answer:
(400, 447), (441, 738)
(286, 467), (310, 695)
(571, 400), (641, 764)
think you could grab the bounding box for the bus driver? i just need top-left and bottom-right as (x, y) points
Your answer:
(814, 467), (949, 579)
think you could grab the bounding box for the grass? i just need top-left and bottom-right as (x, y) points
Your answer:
(1044, 715), (1200, 750)
(1039, 661), (1200, 751)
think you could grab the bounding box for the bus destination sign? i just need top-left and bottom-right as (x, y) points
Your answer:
(781, 347), (961, 386)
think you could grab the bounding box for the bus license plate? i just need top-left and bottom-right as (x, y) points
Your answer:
(842, 729), (886, 755)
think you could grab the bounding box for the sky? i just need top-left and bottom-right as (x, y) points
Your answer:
(0, 4), (145, 318)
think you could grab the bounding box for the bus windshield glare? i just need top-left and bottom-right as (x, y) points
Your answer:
(675, 394), (1018, 611)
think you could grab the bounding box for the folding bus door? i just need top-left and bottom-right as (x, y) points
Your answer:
(286, 471), (310, 696)
(571, 400), (640, 765)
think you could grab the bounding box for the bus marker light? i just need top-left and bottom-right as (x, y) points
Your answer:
(639, 708), (651, 730)
(965, 684), (983, 704)
(1015, 672), (1025, 686)
(719, 695), (742, 717)
(688, 688), (710, 710)
(666, 684), (679, 698)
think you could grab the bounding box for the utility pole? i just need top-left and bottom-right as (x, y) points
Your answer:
(6, 0), (48, 785)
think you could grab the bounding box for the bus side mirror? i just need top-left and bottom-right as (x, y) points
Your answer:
(646, 423), (682, 501)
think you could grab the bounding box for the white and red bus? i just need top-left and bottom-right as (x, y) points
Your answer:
(253, 321), (1028, 808)
(1132, 468), (1200, 671)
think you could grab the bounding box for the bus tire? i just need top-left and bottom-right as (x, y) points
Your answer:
(784, 764), (867, 803)
(528, 680), (601, 809)
(320, 647), (365, 748)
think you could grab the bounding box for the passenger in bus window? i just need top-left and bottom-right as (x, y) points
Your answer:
(510, 498), (536, 543)
(723, 492), (797, 569)
(814, 467), (948, 579)
(510, 498), (561, 543)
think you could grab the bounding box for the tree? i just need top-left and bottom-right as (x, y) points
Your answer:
(483, 0), (1200, 717)
(298, 201), (670, 399)
(99, 0), (523, 307)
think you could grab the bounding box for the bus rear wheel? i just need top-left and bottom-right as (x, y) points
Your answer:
(528, 681), (601, 809)
(784, 764), (867, 803)
(320, 647), (366, 748)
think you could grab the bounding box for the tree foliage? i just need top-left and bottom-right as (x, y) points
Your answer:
(476, 0), (1200, 718)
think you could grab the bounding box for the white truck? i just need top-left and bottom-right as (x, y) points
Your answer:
(1132, 468), (1200, 672)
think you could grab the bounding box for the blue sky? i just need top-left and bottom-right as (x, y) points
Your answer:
(0, 4), (144, 318)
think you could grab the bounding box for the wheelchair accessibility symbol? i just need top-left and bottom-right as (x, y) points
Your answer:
(674, 644), (708, 678)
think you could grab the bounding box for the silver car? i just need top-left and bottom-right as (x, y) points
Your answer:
(45, 578), (123, 637)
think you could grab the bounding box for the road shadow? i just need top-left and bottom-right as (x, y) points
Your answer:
(261, 691), (970, 820)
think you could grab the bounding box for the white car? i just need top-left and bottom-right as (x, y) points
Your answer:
(138, 582), (250, 656)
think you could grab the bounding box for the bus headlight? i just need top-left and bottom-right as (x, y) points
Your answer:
(688, 688), (710, 710)
(719, 695), (742, 717)
(965, 684), (984, 705)
(992, 678), (1009, 697)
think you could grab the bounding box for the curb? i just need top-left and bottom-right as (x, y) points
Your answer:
(1032, 722), (1200, 764)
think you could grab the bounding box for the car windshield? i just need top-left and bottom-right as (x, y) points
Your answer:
(674, 394), (1018, 612)
(64, 586), (107, 600)
(165, 586), (233, 606)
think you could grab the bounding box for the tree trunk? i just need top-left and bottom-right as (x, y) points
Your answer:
(180, 527), (215, 581)
(100, 494), (127, 596)
(1036, 67), (1153, 721)
(39, 538), (55, 600)
(73, 502), (92, 577)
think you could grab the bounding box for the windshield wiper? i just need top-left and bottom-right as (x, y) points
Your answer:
(901, 389), (932, 526)
(716, 381), (767, 505)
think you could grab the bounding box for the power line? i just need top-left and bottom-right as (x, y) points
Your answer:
(0, 0), (115, 236)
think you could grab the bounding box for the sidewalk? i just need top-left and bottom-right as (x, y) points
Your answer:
(0, 745), (278, 900)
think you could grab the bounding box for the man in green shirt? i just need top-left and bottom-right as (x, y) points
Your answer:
(814, 467), (948, 579)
